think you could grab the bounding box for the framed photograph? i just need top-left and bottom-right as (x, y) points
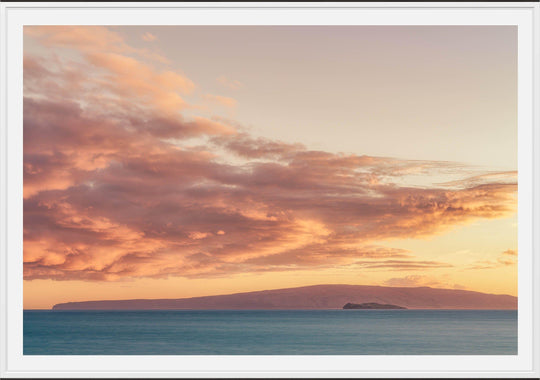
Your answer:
(1, 1), (539, 378)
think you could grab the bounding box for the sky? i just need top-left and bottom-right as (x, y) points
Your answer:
(23, 26), (517, 309)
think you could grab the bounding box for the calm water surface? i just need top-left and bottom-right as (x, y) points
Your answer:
(24, 310), (517, 355)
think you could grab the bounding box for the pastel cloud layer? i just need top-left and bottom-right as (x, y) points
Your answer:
(23, 26), (517, 283)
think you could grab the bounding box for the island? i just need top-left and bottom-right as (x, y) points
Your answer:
(51, 284), (517, 310)
(343, 302), (407, 310)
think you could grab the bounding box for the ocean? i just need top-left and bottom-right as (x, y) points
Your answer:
(23, 309), (517, 355)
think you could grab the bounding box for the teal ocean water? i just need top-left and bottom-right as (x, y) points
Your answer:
(24, 310), (517, 355)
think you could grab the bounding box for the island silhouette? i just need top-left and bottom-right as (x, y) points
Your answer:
(51, 284), (517, 310)
(343, 302), (406, 309)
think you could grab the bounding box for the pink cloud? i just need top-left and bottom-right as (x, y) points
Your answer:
(22, 26), (518, 282)
(142, 32), (157, 42)
(217, 75), (243, 90)
(383, 275), (467, 290)
(384, 275), (440, 287)
(25, 26), (170, 64)
(466, 249), (517, 270)
(85, 52), (194, 113)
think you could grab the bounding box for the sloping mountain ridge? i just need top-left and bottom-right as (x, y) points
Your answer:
(52, 284), (517, 310)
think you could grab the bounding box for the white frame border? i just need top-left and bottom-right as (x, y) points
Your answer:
(1, 2), (539, 378)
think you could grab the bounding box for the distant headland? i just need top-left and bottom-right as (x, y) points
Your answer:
(343, 302), (406, 310)
(51, 284), (517, 311)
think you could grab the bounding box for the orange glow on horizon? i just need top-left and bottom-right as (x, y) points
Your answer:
(23, 26), (517, 309)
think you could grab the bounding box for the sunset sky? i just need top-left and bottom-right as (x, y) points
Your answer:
(23, 26), (517, 309)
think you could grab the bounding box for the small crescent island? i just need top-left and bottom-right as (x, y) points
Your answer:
(343, 302), (407, 310)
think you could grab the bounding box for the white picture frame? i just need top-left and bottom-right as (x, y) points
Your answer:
(1, 2), (539, 378)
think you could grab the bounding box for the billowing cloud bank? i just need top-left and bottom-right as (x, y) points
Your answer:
(23, 26), (517, 281)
